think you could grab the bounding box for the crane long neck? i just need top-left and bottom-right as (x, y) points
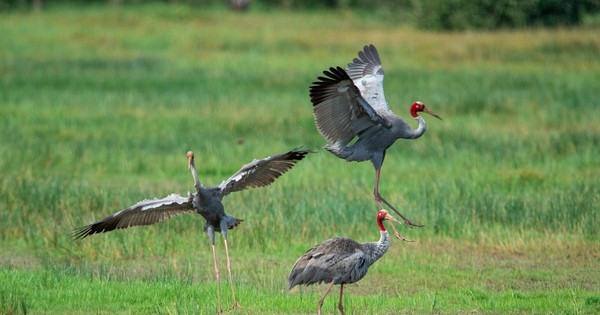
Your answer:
(365, 229), (391, 266)
(189, 160), (202, 192)
(408, 116), (427, 139)
(414, 116), (427, 138)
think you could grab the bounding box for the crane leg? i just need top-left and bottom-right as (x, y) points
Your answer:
(337, 283), (345, 315)
(208, 228), (223, 314)
(373, 169), (423, 227)
(318, 279), (336, 315)
(223, 238), (241, 309)
(210, 243), (223, 314)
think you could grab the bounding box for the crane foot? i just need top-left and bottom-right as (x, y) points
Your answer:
(388, 220), (414, 242)
(376, 195), (424, 228)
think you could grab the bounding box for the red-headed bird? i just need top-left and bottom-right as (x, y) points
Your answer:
(310, 44), (442, 227)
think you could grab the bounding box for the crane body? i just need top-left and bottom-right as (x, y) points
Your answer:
(74, 149), (314, 313)
(310, 45), (442, 227)
(288, 209), (402, 315)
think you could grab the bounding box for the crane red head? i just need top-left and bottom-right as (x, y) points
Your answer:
(377, 209), (412, 241)
(376, 209), (401, 231)
(410, 101), (443, 120)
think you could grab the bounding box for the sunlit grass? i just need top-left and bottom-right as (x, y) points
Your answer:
(0, 3), (599, 314)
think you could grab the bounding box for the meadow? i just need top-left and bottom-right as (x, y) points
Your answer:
(0, 3), (599, 314)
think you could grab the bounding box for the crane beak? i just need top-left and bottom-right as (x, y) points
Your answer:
(423, 107), (443, 120)
(384, 212), (402, 224)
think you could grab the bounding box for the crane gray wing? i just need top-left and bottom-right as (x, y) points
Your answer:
(345, 44), (391, 114)
(217, 149), (313, 197)
(73, 193), (194, 239)
(310, 66), (391, 147)
(288, 237), (367, 289)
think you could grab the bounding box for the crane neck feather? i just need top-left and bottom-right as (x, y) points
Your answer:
(189, 161), (202, 191)
(365, 231), (391, 265)
(409, 116), (427, 139)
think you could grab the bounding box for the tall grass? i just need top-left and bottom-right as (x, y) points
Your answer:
(0, 4), (599, 313)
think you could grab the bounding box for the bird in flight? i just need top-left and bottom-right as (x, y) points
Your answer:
(310, 44), (442, 227)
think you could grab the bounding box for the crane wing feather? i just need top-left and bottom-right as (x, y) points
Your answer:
(288, 237), (369, 289)
(310, 66), (390, 147)
(217, 149), (313, 197)
(72, 193), (194, 239)
(346, 44), (391, 114)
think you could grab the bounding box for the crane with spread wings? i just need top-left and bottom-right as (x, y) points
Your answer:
(310, 44), (442, 227)
(74, 149), (314, 313)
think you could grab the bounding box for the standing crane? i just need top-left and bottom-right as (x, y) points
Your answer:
(73, 149), (313, 313)
(288, 209), (403, 315)
(309, 44), (442, 227)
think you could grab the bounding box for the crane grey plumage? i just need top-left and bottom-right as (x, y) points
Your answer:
(218, 149), (311, 196)
(345, 44), (390, 114)
(72, 193), (194, 239)
(310, 66), (389, 148)
(288, 209), (401, 315)
(288, 237), (386, 288)
(310, 44), (442, 228)
(73, 149), (313, 239)
(74, 148), (314, 313)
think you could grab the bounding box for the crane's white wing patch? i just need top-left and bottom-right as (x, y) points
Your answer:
(346, 44), (392, 114)
(217, 149), (313, 197)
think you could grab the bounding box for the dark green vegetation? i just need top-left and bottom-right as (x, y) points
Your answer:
(415, 0), (600, 30)
(4, 0), (600, 30)
(1, 4), (599, 314)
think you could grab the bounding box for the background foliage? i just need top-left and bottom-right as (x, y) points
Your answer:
(415, 0), (600, 30)
(2, 0), (600, 30)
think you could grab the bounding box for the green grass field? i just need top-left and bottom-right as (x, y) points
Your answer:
(1, 4), (599, 314)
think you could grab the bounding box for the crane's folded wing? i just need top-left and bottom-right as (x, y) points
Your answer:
(288, 237), (367, 288)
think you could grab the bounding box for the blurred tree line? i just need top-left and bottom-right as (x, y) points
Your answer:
(2, 0), (599, 30)
(414, 0), (600, 30)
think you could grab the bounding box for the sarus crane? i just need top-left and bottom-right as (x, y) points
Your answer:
(288, 209), (403, 315)
(310, 44), (442, 227)
(74, 149), (313, 313)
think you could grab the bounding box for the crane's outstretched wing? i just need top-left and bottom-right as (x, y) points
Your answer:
(73, 193), (194, 239)
(218, 149), (314, 197)
(345, 44), (391, 114)
(310, 66), (390, 147)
